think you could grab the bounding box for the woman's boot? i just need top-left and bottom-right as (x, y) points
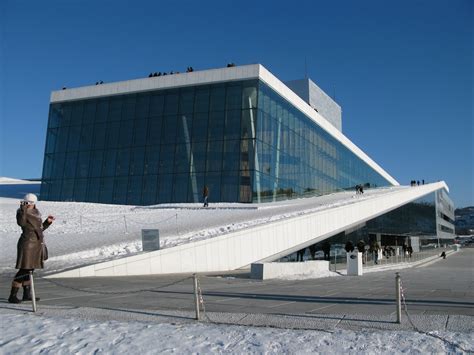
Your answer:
(22, 285), (40, 302)
(8, 286), (22, 304)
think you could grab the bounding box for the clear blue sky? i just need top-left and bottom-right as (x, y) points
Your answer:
(1, 0), (472, 207)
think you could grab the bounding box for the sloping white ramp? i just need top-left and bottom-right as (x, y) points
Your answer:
(49, 182), (448, 278)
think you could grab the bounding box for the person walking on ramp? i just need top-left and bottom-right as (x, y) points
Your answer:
(8, 193), (55, 303)
(202, 185), (209, 208)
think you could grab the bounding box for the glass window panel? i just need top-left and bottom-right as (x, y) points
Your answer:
(149, 95), (164, 116)
(61, 179), (74, 201)
(121, 96), (136, 120)
(49, 105), (63, 128)
(76, 151), (90, 178)
(99, 177), (114, 203)
(173, 144), (190, 173)
(118, 119), (134, 148)
(106, 121), (120, 148)
(224, 110), (241, 140)
(210, 85), (225, 111)
(85, 178), (100, 202)
(92, 123), (107, 150)
(48, 180), (62, 200)
(171, 173), (189, 202)
(194, 88), (210, 113)
(67, 125), (81, 151)
(79, 124), (93, 151)
(130, 147), (145, 176)
(208, 111), (225, 141)
(177, 114), (193, 144)
(205, 172), (221, 202)
(71, 103), (84, 126)
(242, 85), (257, 109)
(142, 175), (158, 205)
(102, 150), (117, 177)
(226, 85), (242, 110)
(59, 105), (72, 127)
(147, 116), (163, 146)
(191, 141), (207, 173)
(221, 173), (239, 202)
(56, 126), (69, 152)
(73, 179), (87, 202)
(132, 118), (148, 146)
(179, 89), (195, 114)
(51, 153), (66, 179)
(127, 175), (143, 205)
(206, 140), (223, 172)
(222, 139), (240, 171)
(108, 98), (122, 121)
(83, 100), (96, 125)
(161, 115), (178, 145)
(188, 173), (205, 203)
(158, 145), (175, 174)
(45, 128), (58, 154)
(113, 176), (128, 204)
(157, 174), (173, 203)
(96, 99), (109, 123)
(192, 112), (209, 142)
(63, 152), (78, 178)
(164, 92), (179, 115)
(42, 154), (54, 180)
(135, 94), (150, 118)
(115, 149), (130, 176)
(89, 150), (104, 177)
(144, 146), (160, 175)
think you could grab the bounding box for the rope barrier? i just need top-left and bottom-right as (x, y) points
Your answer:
(399, 279), (472, 353)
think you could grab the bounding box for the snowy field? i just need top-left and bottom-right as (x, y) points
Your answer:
(1, 311), (472, 354)
(0, 177), (409, 274)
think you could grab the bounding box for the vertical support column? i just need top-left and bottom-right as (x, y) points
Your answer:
(273, 115), (282, 202)
(395, 272), (401, 324)
(182, 115), (198, 202)
(249, 99), (261, 203)
(193, 273), (200, 321)
(30, 271), (37, 313)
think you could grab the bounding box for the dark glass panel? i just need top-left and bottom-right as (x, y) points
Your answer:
(179, 89), (195, 114)
(221, 173), (239, 202)
(99, 177), (114, 204)
(89, 150), (104, 177)
(96, 99), (109, 123)
(61, 179), (74, 201)
(240, 109), (256, 141)
(210, 85), (225, 111)
(73, 179), (87, 202)
(42, 154), (54, 180)
(158, 145), (175, 174)
(157, 174), (173, 202)
(188, 173), (205, 203)
(112, 176), (128, 204)
(63, 152), (78, 179)
(49, 105), (63, 128)
(133, 119), (148, 147)
(45, 128), (58, 154)
(161, 115), (178, 145)
(135, 94), (150, 118)
(226, 84), (242, 111)
(194, 87), (210, 113)
(48, 180), (62, 200)
(92, 123), (107, 150)
(83, 100), (96, 125)
(205, 172), (221, 202)
(147, 116), (163, 146)
(208, 111), (225, 141)
(102, 150), (117, 177)
(79, 124), (93, 151)
(118, 119), (134, 148)
(149, 95), (164, 116)
(206, 140), (223, 172)
(191, 141), (207, 173)
(59, 105), (72, 127)
(129, 147), (145, 176)
(108, 98), (122, 122)
(85, 178), (100, 202)
(51, 153), (66, 179)
(76, 151), (90, 178)
(105, 121), (121, 149)
(142, 175), (158, 205)
(192, 112), (209, 143)
(127, 175), (143, 205)
(144, 146), (160, 175)
(164, 92), (179, 115)
(121, 96), (136, 121)
(56, 126), (69, 153)
(222, 139), (240, 171)
(171, 173), (189, 202)
(173, 144), (190, 174)
(115, 149), (130, 176)
(67, 125), (81, 151)
(224, 110), (241, 140)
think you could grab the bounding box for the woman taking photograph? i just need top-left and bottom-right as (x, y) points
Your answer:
(8, 193), (55, 303)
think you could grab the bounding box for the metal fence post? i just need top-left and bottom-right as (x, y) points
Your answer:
(193, 274), (200, 321)
(29, 271), (37, 313)
(395, 272), (401, 324)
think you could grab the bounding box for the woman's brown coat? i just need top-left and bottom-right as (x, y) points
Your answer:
(15, 206), (51, 269)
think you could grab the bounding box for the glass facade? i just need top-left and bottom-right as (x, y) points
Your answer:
(40, 79), (393, 205)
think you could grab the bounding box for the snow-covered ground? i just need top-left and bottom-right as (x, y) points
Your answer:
(0, 179), (410, 274)
(0, 311), (472, 354)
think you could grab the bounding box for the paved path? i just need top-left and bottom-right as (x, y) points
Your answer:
(1, 249), (472, 332)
